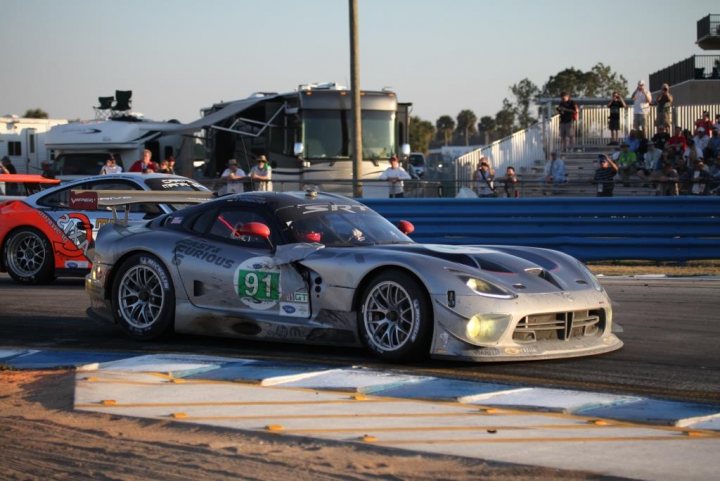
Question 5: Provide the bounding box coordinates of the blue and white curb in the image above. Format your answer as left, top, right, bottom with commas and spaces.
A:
1, 347, 718, 431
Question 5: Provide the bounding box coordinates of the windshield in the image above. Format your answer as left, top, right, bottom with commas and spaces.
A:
302, 110, 396, 161
276, 203, 412, 247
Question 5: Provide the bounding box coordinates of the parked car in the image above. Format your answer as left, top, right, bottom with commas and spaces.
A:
86, 190, 622, 362
0, 173, 211, 284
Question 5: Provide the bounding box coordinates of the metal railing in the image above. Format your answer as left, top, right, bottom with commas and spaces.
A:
697, 14, 720, 43
649, 55, 720, 91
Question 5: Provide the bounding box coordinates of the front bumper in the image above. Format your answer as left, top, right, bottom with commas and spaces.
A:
429, 289, 622, 362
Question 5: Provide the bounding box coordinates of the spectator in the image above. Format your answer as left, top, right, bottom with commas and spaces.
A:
631, 80, 652, 132
638, 142, 661, 181
682, 159, 711, 195
651, 125, 670, 151
1, 156, 18, 195
624, 129, 640, 153
594, 154, 619, 197
379, 154, 411, 198
165, 154, 176, 174
695, 111, 713, 133
219, 158, 246, 195
158, 160, 171, 173
100, 155, 122, 175
542, 151, 566, 194
654, 162, 679, 196
617, 143, 638, 185
556, 91, 578, 152
666, 126, 687, 156
607, 91, 626, 145
707, 127, 720, 159
713, 114, 720, 132
472, 158, 496, 198
655, 83, 673, 129
502, 166, 520, 198
250, 155, 272, 191
693, 128, 709, 157
684, 139, 704, 163
1, 156, 17, 175
40, 162, 56, 179
129, 149, 159, 173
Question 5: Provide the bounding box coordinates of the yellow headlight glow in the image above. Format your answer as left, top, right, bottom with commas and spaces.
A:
465, 313, 513, 344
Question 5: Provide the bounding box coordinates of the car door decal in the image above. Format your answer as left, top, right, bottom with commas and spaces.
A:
234, 256, 281, 311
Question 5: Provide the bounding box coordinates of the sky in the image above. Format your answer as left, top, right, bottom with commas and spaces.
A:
1, 0, 717, 124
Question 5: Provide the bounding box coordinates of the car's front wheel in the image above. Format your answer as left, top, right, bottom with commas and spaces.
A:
112, 253, 175, 340
358, 271, 433, 362
3, 227, 54, 284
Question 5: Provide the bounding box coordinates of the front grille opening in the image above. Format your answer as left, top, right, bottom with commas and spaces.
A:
513, 309, 606, 343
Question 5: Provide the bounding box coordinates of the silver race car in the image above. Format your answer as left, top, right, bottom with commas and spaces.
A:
86, 190, 622, 362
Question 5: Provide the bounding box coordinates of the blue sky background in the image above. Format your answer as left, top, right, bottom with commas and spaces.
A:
1, 0, 717, 123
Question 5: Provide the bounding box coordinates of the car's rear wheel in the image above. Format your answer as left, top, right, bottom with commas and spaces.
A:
112, 253, 175, 340
3, 227, 54, 284
358, 271, 433, 362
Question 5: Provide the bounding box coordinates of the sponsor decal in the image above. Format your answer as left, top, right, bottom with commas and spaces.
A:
69, 191, 98, 210
64, 260, 90, 269
293, 291, 309, 303
173, 239, 234, 269
279, 302, 309, 318
159, 179, 202, 190
300, 204, 368, 215
170, 216, 183, 224
57, 213, 92, 254
140, 256, 170, 290
95, 218, 111, 229
234, 256, 281, 310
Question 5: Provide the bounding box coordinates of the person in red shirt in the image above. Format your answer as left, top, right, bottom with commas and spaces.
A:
695, 111, 713, 134
129, 149, 160, 173
666, 126, 688, 156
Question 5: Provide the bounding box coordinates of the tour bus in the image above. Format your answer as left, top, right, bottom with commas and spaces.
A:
200, 83, 411, 191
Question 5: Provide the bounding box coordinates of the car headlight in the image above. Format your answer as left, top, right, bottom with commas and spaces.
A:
466, 313, 513, 343
464, 277, 516, 299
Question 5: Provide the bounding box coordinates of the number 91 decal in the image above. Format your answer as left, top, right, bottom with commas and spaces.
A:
234, 256, 281, 310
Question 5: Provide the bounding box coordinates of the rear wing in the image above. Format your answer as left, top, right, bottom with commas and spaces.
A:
70, 189, 215, 224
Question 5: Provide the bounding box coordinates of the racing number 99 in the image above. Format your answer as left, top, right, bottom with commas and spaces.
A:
237, 270, 280, 301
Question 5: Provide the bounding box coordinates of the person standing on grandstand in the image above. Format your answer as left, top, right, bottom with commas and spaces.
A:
556, 92, 578, 152
631, 80, 652, 132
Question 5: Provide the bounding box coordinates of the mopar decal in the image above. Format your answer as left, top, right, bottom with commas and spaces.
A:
173, 240, 235, 269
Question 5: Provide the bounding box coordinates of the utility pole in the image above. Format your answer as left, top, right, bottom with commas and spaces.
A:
349, 0, 362, 198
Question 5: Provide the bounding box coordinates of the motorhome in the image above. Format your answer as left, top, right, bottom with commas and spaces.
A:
44, 117, 190, 178
0, 116, 67, 174
200, 83, 411, 190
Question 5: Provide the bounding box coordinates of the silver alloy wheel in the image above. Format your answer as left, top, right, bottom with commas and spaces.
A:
362, 280, 416, 352
6, 230, 47, 277
117, 264, 165, 330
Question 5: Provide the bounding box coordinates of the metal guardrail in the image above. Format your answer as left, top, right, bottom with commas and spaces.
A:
650, 55, 720, 91
361, 196, 720, 262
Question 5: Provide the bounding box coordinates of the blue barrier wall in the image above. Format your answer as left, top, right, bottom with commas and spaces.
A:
361, 197, 720, 262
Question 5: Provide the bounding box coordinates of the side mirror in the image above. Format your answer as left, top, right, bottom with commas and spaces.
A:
293, 142, 304, 157
397, 220, 414, 235
237, 222, 271, 239
401, 143, 411, 156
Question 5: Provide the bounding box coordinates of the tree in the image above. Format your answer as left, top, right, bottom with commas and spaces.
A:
23, 108, 48, 119
408, 116, 435, 154
435, 115, 455, 146
510, 78, 540, 129
542, 63, 628, 98
494, 99, 516, 138
456, 109, 477, 146
477, 116, 496, 145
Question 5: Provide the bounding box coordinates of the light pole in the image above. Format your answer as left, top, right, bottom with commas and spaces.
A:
349, 0, 363, 198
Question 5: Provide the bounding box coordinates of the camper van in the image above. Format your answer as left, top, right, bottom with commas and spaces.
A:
0, 116, 68, 174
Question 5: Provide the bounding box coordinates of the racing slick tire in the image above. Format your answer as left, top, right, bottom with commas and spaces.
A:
358, 270, 433, 362
3, 227, 55, 284
112, 253, 175, 340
